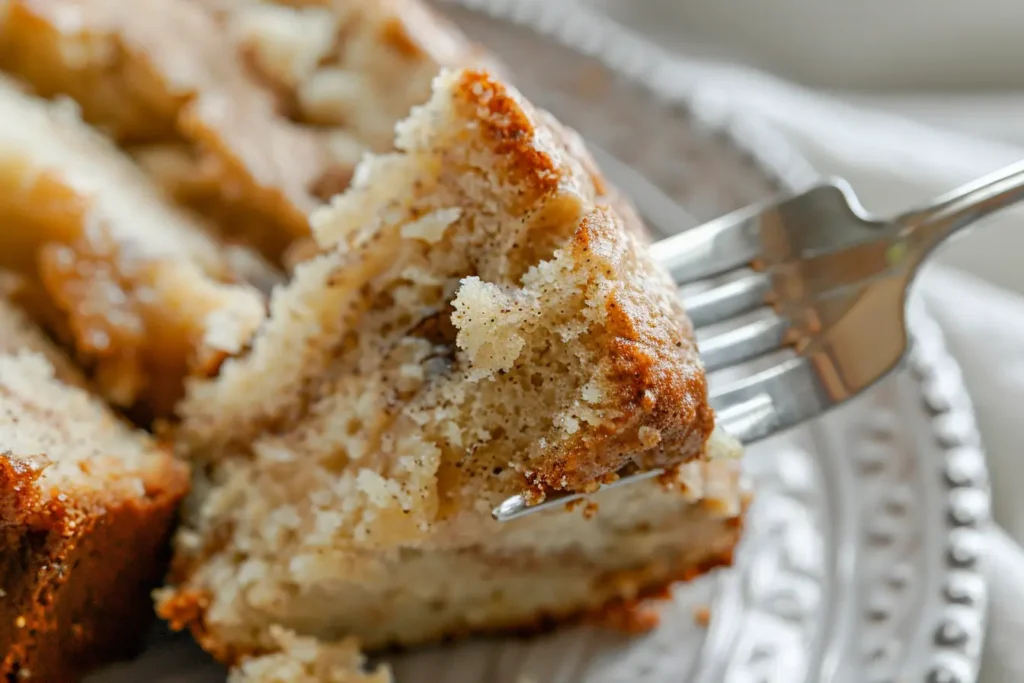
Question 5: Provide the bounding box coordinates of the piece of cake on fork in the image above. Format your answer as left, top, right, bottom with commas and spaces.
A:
0, 292, 190, 682
158, 68, 745, 674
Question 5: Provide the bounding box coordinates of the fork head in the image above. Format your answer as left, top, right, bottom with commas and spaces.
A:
493, 178, 923, 522
660, 178, 920, 441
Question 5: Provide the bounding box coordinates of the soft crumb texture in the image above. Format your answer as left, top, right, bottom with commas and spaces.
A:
0, 0, 496, 262
162, 69, 741, 664
0, 296, 190, 682
229, 628, 391, 683
0, 75, 266, 419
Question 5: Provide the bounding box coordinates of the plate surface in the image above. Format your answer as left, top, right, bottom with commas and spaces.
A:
88, 2, 990, 682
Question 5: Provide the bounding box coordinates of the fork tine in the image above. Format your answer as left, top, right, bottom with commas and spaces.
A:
491, 468, 664, 522
652, 205, 763, 284
697, 308, 790, 373
709, 356, 823, 443
681, 270, 772, 328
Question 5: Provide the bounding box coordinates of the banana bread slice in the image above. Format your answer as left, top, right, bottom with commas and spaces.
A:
158, 68, 743, 665
0, 74, 266, 420
0, 295, 190, 682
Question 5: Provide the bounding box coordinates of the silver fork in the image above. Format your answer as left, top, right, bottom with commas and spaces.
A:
493, 156, 1024, 522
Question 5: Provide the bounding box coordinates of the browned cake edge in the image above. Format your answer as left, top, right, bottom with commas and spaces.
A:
0, 453, 189, 682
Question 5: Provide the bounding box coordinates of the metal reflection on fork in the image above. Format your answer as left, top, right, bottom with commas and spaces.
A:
493, 154, 1024, 522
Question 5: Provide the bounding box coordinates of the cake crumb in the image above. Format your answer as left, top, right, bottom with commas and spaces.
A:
450, 277, 531, 375
588, 599, 661, 634
694, 604, 712, 627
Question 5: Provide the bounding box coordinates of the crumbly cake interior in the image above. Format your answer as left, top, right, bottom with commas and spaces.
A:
0, 296, 190, 681
0, 75, 266, 418
160, 68, 741, 663
0, 0, 495, 262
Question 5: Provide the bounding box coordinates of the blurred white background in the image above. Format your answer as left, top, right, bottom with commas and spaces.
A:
587, 0, 1024, 91
582, 0, 1024, 297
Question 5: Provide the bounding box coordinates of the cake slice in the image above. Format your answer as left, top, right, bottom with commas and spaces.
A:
158, 69, 743, 665
0, 0, 493, 262
0, 295, 191, 682
0, 74, 267, 419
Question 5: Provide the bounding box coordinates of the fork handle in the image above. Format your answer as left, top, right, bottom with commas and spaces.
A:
897, 158, 1024, 260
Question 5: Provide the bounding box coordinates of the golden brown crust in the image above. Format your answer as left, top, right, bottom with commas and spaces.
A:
451, 70, 564, 196
584, 544, 737, 634
0, 458, 189, 682
432, 542, 740, 644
